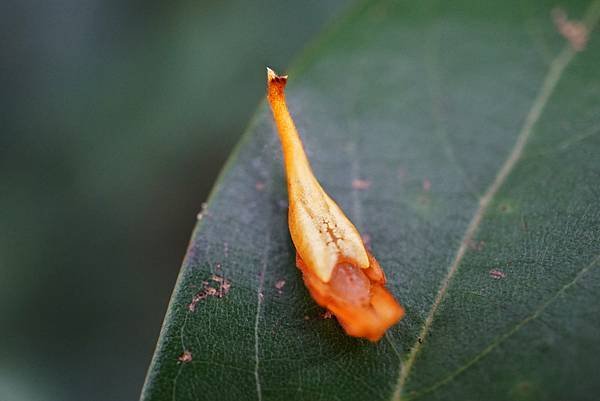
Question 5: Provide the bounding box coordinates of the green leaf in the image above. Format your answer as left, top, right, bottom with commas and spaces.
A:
141, 0, 600, 400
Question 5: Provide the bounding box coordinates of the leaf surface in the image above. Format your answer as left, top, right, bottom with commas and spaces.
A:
142, 1, 600, 400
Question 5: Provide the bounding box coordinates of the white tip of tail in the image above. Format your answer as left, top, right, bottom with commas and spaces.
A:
266, 67, 288, 83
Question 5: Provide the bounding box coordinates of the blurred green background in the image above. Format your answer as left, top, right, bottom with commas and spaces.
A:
0, 1, 349, 400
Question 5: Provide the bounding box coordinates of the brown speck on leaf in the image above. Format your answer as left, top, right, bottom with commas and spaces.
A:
211, 275, 231, 297
422, 179, 431, 192
221, 281, 231, 295
304, 315, 310, 320
352, 179, 371, 190
188, 291, 207, 312
188, 275, 231, 311
322, 310, 333, 319
489, 269, 506, 280
553, 8, 589, 51
255, 181, 266, 191
178, 350, 192, 363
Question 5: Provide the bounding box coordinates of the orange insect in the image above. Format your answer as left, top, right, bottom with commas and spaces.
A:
266, 68, 404, 341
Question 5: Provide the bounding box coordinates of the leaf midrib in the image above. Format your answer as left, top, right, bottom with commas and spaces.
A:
391, 2, 600, 399
407, 255, 600, 400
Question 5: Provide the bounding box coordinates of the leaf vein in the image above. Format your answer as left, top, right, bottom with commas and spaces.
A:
391, 3, 600, 399
254, 235, 269, 401
407, 255, 600, 400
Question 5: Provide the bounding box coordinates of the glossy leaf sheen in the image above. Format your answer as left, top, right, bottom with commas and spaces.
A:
142, 0, 600, 400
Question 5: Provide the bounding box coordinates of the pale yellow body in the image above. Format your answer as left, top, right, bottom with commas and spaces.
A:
266, 68, 404, 341
266, 68, 369, 283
